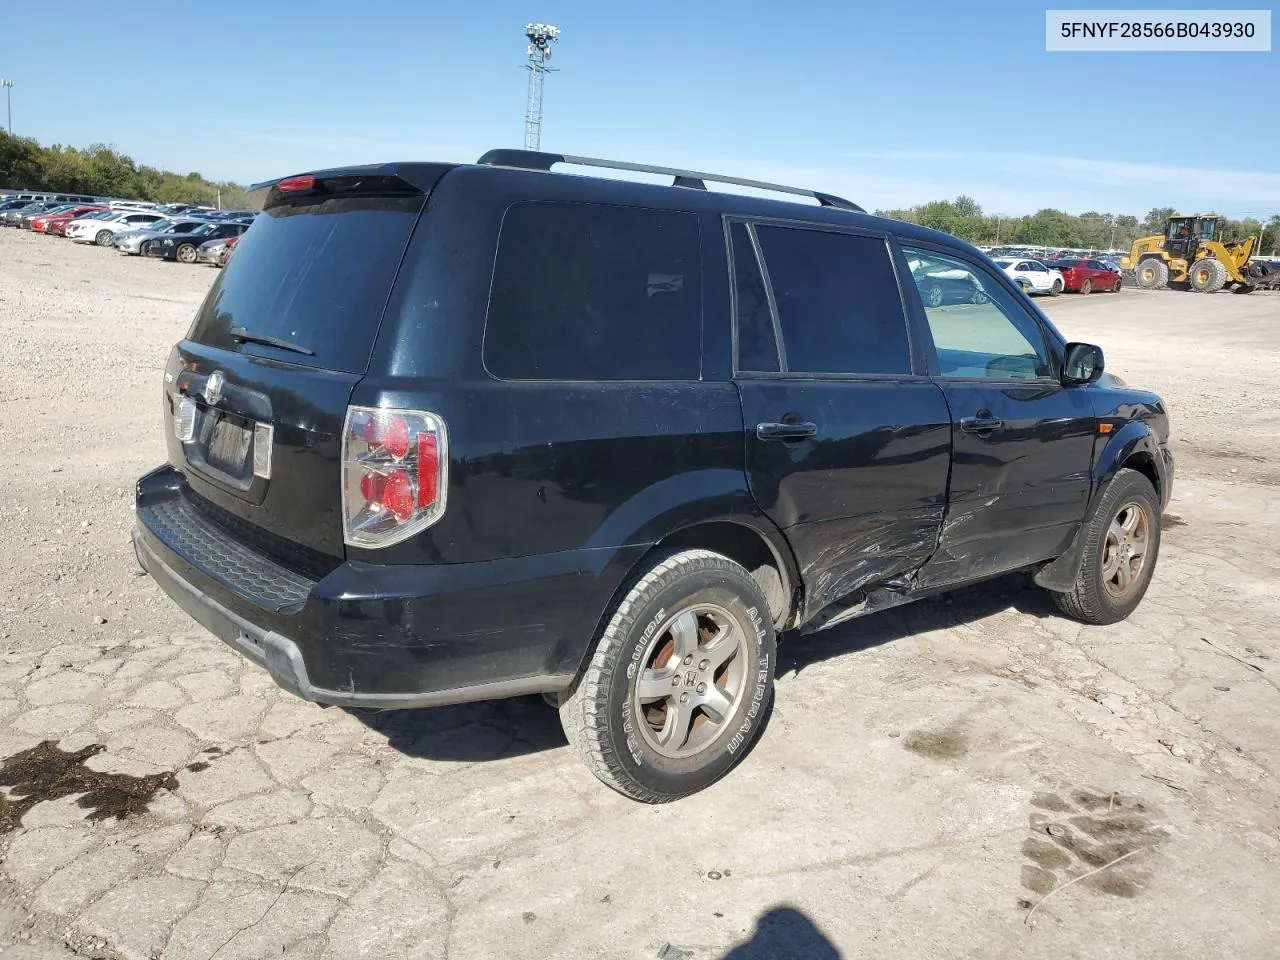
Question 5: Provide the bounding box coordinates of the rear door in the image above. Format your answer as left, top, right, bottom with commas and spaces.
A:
730, 219, 952, 622
899, 244, 1097, 588
167, 173, 436, 561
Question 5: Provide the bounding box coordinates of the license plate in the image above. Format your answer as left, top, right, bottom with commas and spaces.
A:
206, 417, 253, 474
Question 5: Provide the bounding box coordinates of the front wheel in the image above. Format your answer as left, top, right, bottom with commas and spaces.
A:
1112, 276, 1122, 292
1048, 468, 1161, 625
176, 243, 198, 264
95, 230, 114, 246
1049, 279, 1063, 296
559, 549, 777, 802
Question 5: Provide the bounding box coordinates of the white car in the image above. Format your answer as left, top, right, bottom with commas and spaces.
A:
993, 257, 1064, 296
66, 210, 167, 246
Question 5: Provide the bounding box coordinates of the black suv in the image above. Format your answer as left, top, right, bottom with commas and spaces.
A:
133, 150, 1173, 802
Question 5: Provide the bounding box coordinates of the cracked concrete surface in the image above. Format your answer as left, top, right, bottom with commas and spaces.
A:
2, 232, 1279, 959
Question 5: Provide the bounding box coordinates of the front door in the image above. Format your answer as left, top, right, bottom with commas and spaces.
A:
728, 221, 952, 621
898, 245, 1098, 589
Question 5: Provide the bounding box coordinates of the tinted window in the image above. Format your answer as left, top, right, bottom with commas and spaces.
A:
730, 223, 779, 372
903, 247, 1052, 380
188, 193, 423, 374
753, 226, 910, 375
484, 201, 701, 381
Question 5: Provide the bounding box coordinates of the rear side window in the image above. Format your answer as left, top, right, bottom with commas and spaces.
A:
752, 225, 911, 376
188, 194, 423, 374
730, 223, 779, 372
484, 201, 701, 381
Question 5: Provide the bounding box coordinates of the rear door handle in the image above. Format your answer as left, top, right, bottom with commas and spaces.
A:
960, 416, 1003, 435
756, 421, 818, 442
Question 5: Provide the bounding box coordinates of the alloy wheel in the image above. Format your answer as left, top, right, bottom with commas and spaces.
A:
631, 603, 749, 759
1101, 502, 1150, 597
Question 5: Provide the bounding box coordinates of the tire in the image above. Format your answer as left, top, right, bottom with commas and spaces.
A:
558, 549, 777, 803
1134, 258, 1168, 290
139, 242, 150, 257
1049, 279, 1063, 296
923, 283, 944, 308
1049, 468, 1161, 625
1189, 258, 1227, 293
94, 229, 114, 246
970, 288, 989, 305
1111, 276, 1122, 292
1080, 278, 1093, 295
176, 243, 198, 264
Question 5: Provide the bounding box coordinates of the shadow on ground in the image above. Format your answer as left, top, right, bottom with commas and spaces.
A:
350, 573, 1059, 764
719, 906, 841, 959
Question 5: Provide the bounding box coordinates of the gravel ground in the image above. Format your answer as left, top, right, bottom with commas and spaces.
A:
1, 228, 1279, 960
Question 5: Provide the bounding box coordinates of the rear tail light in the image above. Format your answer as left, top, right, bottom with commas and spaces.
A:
341, 406, 448, 548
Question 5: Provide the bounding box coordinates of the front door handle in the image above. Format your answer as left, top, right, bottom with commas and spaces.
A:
756, 421, 818, 442
960, 416, 1003, 435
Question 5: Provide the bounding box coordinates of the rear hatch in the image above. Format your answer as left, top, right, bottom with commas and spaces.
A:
164, 168, 444, 570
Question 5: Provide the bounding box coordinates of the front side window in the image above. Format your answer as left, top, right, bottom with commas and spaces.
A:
484, 201, 702, 381
902, 247, 1053, 381
750, 225, 911, 375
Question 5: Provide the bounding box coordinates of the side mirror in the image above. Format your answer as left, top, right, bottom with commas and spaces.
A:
1063, 342, 1104, 384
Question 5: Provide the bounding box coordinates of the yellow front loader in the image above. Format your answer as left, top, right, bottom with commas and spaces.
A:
1121, 214, 1275, 294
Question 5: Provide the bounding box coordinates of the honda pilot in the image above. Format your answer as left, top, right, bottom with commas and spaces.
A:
133, 150, 1173, 802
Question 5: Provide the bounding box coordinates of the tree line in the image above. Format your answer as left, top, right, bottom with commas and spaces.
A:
0, 131, 248, 209
874, 195, 1280, 255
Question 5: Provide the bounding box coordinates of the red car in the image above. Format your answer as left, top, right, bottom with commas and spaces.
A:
32, 205, 107, 235
1048, 257, 1122, 294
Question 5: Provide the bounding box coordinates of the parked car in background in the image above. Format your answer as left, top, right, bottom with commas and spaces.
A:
0, 198, 37, 216
907, 251, 990, 305
196, 233, 240, 266
57, 209, 116, 237
993, 257, 1065, 296
67, 210, 167, 245
145, 220, 251, 263
220, 234, 240, 266
115, 218, 212, 256
1047, 258, 1122, 294
3, 200, 63, 226
30, 204, 106, 233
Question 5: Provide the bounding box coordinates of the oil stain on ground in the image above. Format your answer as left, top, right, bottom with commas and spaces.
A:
0, 740, 178, 834
1019, 788, 1165, 905
902, 727, 969, 761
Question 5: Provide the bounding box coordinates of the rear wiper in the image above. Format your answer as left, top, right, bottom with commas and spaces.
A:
229, 327, 314, 356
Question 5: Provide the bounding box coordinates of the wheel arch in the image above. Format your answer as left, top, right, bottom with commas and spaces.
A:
562, 511, 803, 697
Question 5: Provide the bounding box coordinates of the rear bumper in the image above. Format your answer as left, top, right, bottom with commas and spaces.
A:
133, 465, 643, 708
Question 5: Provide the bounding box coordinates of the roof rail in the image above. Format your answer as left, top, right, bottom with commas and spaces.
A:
476, 149, 864, 213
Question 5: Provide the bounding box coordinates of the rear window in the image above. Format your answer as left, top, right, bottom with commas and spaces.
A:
483, 201, 702, 381
188, 194, 423, 373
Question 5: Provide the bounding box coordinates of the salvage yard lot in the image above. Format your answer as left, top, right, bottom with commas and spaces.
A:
1, 228, 1278, 960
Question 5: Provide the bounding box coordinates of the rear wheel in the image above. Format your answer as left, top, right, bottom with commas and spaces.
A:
1080, 278, 1093, 295
176, 243, 198, 264
139, 242, 150, 257
559, 549, 776, 803
923, 283, 944, 308
1135, 258, 1168, 290
1049, 468, 1161, 625
1189, 258, 1227, 293
94, 229, 113, 246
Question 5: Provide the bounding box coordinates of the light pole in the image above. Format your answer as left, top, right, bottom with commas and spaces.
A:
523, 23, 560, 151
0, 80, 12, 135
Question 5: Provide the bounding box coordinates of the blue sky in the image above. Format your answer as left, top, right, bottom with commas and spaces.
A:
4, 0, 1277, 218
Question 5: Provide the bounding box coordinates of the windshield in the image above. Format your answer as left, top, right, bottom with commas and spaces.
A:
189, 223, 217, 237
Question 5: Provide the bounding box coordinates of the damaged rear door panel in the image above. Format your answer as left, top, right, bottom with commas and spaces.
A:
727, 218, 952, 623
